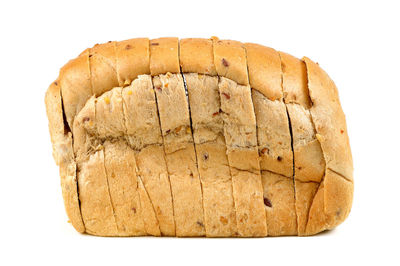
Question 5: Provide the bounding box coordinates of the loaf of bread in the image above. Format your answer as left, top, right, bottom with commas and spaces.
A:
45, 37, 353, 237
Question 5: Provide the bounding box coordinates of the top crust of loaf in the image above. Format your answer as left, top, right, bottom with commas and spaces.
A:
212, 38, 249, 85
59, 51, 92, 129
116, 38, 150, 86
180, 38, 217, 75
46, 37, 353, 236
245, 43, 283, 101
150, 37, 180, 75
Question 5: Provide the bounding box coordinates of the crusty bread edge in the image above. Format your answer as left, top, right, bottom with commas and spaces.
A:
302, 57, 354, 234
45, 81, 85, 233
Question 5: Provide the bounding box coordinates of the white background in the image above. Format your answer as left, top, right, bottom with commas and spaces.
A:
1, 0, 398, 265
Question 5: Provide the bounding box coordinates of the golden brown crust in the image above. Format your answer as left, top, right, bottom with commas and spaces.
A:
179, 38, 217, 75
59, 51, 92, 129
89, 41, 119, 97
45, 81, 85, 233
245, 43, 283, 101
305, 170, 353, 235
115, 38, 150, 86
150, 38, 180, 75
279, 52, 311, 108
46, 37, 353, 237
212, 38, 249, 85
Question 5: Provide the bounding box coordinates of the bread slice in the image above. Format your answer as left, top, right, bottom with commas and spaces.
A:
213, 39, 267, 237
72, 89, 141, 236
303, 57, 354, 233
245, 43, 297, 236
280, 51, 325, 235
153, 73, 205, 236
97, 88, 156, 236
286, 103, 325, 235
150, 38, 204, 236
218, 77, 267, 237
122, 75, 175, 236
69, 92, 118, 236
184, 73, 237, 237
45, 81, 85, 233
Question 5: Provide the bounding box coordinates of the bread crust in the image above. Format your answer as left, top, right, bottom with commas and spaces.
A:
303, 57, 354, 232
59, 51, 92, 129
303, 57, 353, 180
116, 38, 150, 86
89, 41, 119, 97
245, 43, 283, 101
150, 38, 180, 75
212, 38, 249, 85
45, 37, 353, 237
45, 81, 85, 233
180, 38, 217, 75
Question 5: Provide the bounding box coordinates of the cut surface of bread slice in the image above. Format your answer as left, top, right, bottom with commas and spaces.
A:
153, 73, 205, 236
213, 39, 267, 237
122, 75, 175, 236
218, 77, 267, 237
46, 37, 353, 237
246, 43, 297, 236
279, 51, 325, 235
184, 73, 237, 237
